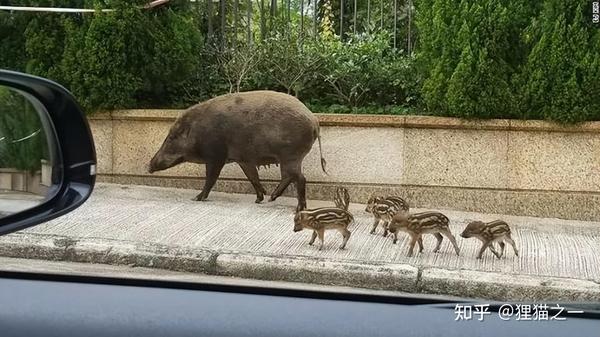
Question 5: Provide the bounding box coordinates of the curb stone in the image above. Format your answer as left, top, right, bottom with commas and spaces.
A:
215, 253, 419, 292
419, 268, 600, 302
0, 233, 216, 274
0, 232, 599, 301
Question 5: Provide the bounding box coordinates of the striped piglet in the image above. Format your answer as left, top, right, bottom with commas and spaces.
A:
294, 207, 353, 250
460, 220, 519, 259
388, 211, 461, 257
333, 186, 350, 211
365, 195, 409, 237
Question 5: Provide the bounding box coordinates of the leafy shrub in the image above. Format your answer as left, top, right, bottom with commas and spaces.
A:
0, 10, 28, 72
306, 103, 417, 115
62, 4, 146, 111
212, 42, 262, 93
264, 37, 322, 97
2, 0, 204, 112
316, 31, 419, 107
417, 0, 599, 123
518, 0, 600, 123
0, 88, 46, 172
138, 7, 204, 107
254, 21, 327, 99
62, 1, 204, 112
2, 0, 599, 123
418, 0, 529, 119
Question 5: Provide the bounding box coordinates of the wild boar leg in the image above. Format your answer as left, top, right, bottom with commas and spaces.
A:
441, 228, 460, 256
308, 231, 318, 245
476, 241, 492, 259
317, 229, 325, 250
497, 241, 506, 258
505, 235, 519, 257
269, 167, 293, 202
270, 161, 307, 211
370, 218, 379, 234
433, 233, 443, 253
269, 176, 293, 202
407, 233, 420, 257
488, 243, 502, 259
294, 172, 307, 212
238, 162, 267, 203
194, 160, 226, 201
382, 221, 389, 237
338, 227, 351, 249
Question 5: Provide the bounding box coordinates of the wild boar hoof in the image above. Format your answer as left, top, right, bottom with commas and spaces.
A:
255, 195, 264, 203
193, 193, 207, 201
269, 195, 277, 202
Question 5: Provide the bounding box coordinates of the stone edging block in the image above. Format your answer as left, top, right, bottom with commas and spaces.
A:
1, 232, 598, 302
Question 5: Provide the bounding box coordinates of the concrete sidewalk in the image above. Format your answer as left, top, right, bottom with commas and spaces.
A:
0, 191, 45, 216
0, 183, 599, 301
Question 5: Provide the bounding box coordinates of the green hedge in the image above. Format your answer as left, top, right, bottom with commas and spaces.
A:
416, 0, 600, 123
1, 0, 206, 112
1, 0, 599, 123
0, 0, 425, 114
0, 87, 47, 171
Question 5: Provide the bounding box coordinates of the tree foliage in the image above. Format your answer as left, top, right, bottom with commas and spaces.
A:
416, 0, 600, 123
1, 0, 599, 123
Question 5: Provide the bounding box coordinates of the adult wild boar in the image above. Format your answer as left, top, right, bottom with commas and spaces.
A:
148, 90, 327, 211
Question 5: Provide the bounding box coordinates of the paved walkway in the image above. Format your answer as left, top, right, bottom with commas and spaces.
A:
1, 183, 599, 300
0, 191, 45, 217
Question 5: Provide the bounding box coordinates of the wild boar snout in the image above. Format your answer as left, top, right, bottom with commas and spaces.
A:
148, 135, 187, 173
148, 153, 183, 173
148, 154, 162, 173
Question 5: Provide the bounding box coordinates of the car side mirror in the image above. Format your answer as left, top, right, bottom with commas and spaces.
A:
0, 70, 96, 235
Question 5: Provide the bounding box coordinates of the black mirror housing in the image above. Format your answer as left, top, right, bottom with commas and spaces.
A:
0, 70, 96, 235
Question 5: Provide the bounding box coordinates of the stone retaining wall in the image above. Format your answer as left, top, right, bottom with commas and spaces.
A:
89, 110, 600, 221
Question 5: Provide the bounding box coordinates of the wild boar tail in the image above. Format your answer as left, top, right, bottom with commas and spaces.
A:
317, 126, 328, 175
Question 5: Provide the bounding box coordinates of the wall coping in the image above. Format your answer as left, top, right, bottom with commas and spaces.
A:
90, 109, 600, 133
